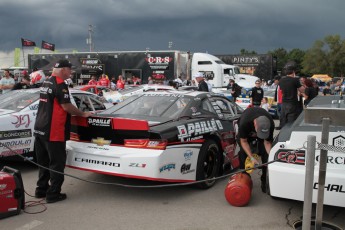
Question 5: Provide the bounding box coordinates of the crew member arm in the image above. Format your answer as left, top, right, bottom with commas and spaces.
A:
0, 84, 14, 90
61, 103, 92, 117
264, 139, 272, 155
240, 138, 259, 164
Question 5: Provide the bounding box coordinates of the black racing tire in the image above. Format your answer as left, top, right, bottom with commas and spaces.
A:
195, 139, 221, 189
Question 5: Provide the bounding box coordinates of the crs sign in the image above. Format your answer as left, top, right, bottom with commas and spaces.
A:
145, 56, 172, 64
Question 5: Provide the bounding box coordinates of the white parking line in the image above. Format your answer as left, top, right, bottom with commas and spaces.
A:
15, 220, 43, 230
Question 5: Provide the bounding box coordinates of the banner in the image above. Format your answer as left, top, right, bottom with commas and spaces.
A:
34, 47, 40, 54
41, 40, 55, 51
14, 48, 21, 67
21, 38, 36, 47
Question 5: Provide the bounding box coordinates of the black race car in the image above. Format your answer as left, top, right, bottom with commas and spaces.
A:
66, 90, 243, 188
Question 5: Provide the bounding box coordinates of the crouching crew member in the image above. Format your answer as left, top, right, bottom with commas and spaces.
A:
34, 59, 92, 203
236, 107, 275, 193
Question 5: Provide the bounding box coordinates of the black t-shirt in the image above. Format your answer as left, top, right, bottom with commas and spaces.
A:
198, 80, 209, 92
279, 76, 302, 103
304, 86, 318, 105
238, 107, 275, 141
12, 83, 30, 90
34, 76, 71, 141
250, 87, 264, 105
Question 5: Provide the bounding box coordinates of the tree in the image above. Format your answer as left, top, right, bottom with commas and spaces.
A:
302, 34, 345, 77
239, 49, 257, 55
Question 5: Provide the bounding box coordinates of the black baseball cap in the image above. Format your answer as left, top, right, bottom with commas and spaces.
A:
54, 59, 72, 68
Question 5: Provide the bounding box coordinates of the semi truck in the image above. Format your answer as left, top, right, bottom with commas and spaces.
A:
28, 51, 257, 88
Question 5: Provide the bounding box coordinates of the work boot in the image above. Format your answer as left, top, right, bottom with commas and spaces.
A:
46, 193, 67, 203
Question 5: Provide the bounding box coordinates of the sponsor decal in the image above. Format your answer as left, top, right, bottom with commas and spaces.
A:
87, 146, 109, 151
91, 137, 111, 146
313, 183, 345, 193
190, 107, 197, 113
276, 149, 305, 165
315, 155, 345, 165
88, 118, 111, 127
146, 56, 172, 64
181, 163, 195, 174
40, 87, 53, 94
0, 129, 32, 140
129, 163, 147, 168
75, 157, 120, 167
11, 114, 31, 128
0, 184, 7, 190
184, 150, 193, 161
177, 119, 223, 142
159, 163, 175, 173
29, 104, 39, 110
0, 139, 31, 149
143, 94, 184, 98
0, 148, 30, 157
333, 135, 345, 148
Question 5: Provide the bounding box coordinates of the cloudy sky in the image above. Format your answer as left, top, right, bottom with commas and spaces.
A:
0, 0, 344, 68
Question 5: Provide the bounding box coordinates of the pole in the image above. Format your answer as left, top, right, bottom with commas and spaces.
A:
302, 135, 316, 230
22, 47, 25, 67
88, 25, 93, 52
315, 117, 330, 230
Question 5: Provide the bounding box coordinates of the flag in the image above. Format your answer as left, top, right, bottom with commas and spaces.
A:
41, 40, 55, 51
34, 47, 40, 54
21, 38, 36, 47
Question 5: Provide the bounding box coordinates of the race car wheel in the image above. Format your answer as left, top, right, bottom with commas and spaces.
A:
196, 139, 221, 189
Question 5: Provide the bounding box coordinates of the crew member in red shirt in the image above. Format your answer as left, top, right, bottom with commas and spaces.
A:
34, 59, 92, 203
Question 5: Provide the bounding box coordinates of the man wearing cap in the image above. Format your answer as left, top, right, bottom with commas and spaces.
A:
34, 59, 92, 203
194, 72, 209, 92
236, 107, 275, 193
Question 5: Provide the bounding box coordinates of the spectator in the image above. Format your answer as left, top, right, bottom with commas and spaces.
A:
322, 82, 332, 95
0, 69, 15, 94
88, 76, 97, 85
278, 61, 304, 128
250, 79, 264, 107
98, 74, 110, 88
303, 78, 318, 106
226, 79, 242, 102
194, 72, 209, 92
260, 97, 269, 111
116, 75, 125, 90
12, 75, 31, 90
147, 76, 154, 84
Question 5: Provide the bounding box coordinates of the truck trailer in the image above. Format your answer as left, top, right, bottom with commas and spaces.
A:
28, 51, 258, 88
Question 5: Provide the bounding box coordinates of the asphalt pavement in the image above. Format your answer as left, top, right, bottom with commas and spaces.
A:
1, 120, 345, 230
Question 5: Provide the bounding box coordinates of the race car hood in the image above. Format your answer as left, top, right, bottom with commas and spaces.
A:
0, 109, 15, 116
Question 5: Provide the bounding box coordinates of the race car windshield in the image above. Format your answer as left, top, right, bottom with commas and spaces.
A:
106, 94, 191, 118
0, 90, 40, 112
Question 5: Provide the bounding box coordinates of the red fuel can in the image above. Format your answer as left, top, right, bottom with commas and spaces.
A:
224, 173, 253, 207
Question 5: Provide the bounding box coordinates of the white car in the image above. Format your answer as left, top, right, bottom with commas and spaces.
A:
267, 95, 345, 207
103, 84, 176, 104
0, 89, 109, 161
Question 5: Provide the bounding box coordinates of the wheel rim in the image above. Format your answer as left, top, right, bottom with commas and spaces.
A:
203, 145, 218, 183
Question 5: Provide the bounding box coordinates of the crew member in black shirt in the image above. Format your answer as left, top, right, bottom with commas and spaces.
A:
278, 61, 304, 127
194, 72, 209, 92
250, 80, 264, 106
236, 107, 275, 193
34, 59, 92, 203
